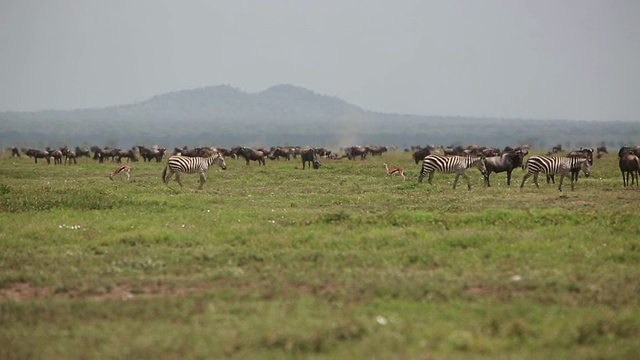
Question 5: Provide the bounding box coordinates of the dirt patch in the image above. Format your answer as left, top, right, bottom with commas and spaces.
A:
0, 282, 55, 302
0, 282, 210, 302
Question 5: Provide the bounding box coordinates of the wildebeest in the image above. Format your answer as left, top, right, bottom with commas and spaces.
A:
314, 147, 332, 159
268, 146, 292, 161
412, 147, 431, 164
75, 147, 91, 158
7, 147, 20, 157
300, 147, 320, 169
232, 146, 266, 165
48, 148, 64, 165
368, 146, 388, 156
24, 149, 50, 164
618, 147, 640, 187
345, 146, 368, 160
116, 149, 138, 163
137, 146, 166, 162
61, 148, 77, 165
484, 150, 526, 187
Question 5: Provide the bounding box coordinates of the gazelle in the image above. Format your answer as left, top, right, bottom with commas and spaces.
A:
384, 163, 406, 180
109, 165, 131, 181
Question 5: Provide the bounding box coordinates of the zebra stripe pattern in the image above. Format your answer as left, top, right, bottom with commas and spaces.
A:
418, 155, 487, 190
520, 155, 590, 191
162, 153, 227, 189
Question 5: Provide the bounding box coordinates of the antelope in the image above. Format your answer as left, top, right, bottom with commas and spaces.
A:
109, 165, 131, 181
384, 163, 406, 180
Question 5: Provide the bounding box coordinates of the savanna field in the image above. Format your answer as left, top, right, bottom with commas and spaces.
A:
0, 150, 639, 359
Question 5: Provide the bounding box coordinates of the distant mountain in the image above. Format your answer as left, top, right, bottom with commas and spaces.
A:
1, 84, 638, 150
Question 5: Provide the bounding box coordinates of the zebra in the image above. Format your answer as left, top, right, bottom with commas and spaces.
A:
162, 153, 227, 189
418, 155, 487, 190
520, 155, 590, 191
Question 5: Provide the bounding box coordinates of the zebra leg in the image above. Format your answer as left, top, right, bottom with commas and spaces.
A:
462, 172, 472, 190
533, 173, 540, 188
428, 172, 435, 185
175, 172, 184, 187
558, 174, 566, 191
520, 173, 530, 188
453, 173, 461, 189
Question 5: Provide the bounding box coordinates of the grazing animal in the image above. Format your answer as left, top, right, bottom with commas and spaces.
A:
618, 148, 640, 187
48, 149, 63, 165
25, 149, 50, 164
369, 146, 388, 156
484, 151, 525, 187
521, 156, 591, 191
345, 146, 368, 160
384, 163, 406, 180
412, 147, 431, 164
300, 147, 320, 169
162, 153, 227, 190
75, 147, 91, 158
547, 148, 594, 184
109, 165, 131, 181
268, 146, 292, 161
233, 147, 266, 165
418, 155, 487, 190
64, 150, 77, 165
8, 147, 20, 157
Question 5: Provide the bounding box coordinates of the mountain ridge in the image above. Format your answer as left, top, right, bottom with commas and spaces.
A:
1, 84, 638, 150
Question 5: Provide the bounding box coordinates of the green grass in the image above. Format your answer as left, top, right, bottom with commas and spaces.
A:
1, 151, 639, 359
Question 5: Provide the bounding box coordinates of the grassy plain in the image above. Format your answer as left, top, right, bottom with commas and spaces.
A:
0, 150, 639, 359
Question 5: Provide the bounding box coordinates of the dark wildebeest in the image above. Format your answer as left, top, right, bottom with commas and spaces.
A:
552, 144, 563, 153
25, 149, 51, 164
619, 147, 640, 187
61, 148, 77, 165
345, 146, 368, 160
484, 150, 526, 187
137, 146, 165, 162
268, 146, 292, 161
48, 148, 63, 165
300, 147, 320, 169
8, 147, 20, 157
215, 148, 234, 158
368, 146, 388, 156
116, 149, 138, 163
233, 147, 266, 165
75, 147, 91, 158
481, 147, 501, 158
596, 146, 608, 158
412, 147, 431, 164
314, 147, 332, 159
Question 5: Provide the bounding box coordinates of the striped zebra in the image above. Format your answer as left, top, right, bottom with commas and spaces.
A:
520, 155, 590, 191
162, 153, 227, 189
418, 155, 487, 190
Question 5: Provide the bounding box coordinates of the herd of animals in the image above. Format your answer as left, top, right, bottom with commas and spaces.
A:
5, 143, 640, 191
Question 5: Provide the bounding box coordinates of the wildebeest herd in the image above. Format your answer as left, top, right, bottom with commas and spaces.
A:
5, 143, 640, 190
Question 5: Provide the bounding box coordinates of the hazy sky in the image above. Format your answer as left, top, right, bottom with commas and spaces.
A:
2, 0, 639, 121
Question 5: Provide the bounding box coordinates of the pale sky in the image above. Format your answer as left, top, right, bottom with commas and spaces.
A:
1, 0, 639, 121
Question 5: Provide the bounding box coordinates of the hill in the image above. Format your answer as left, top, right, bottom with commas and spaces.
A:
0, 84, 638, 150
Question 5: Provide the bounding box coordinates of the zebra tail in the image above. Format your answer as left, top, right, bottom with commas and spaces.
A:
162, 166, 168, 182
